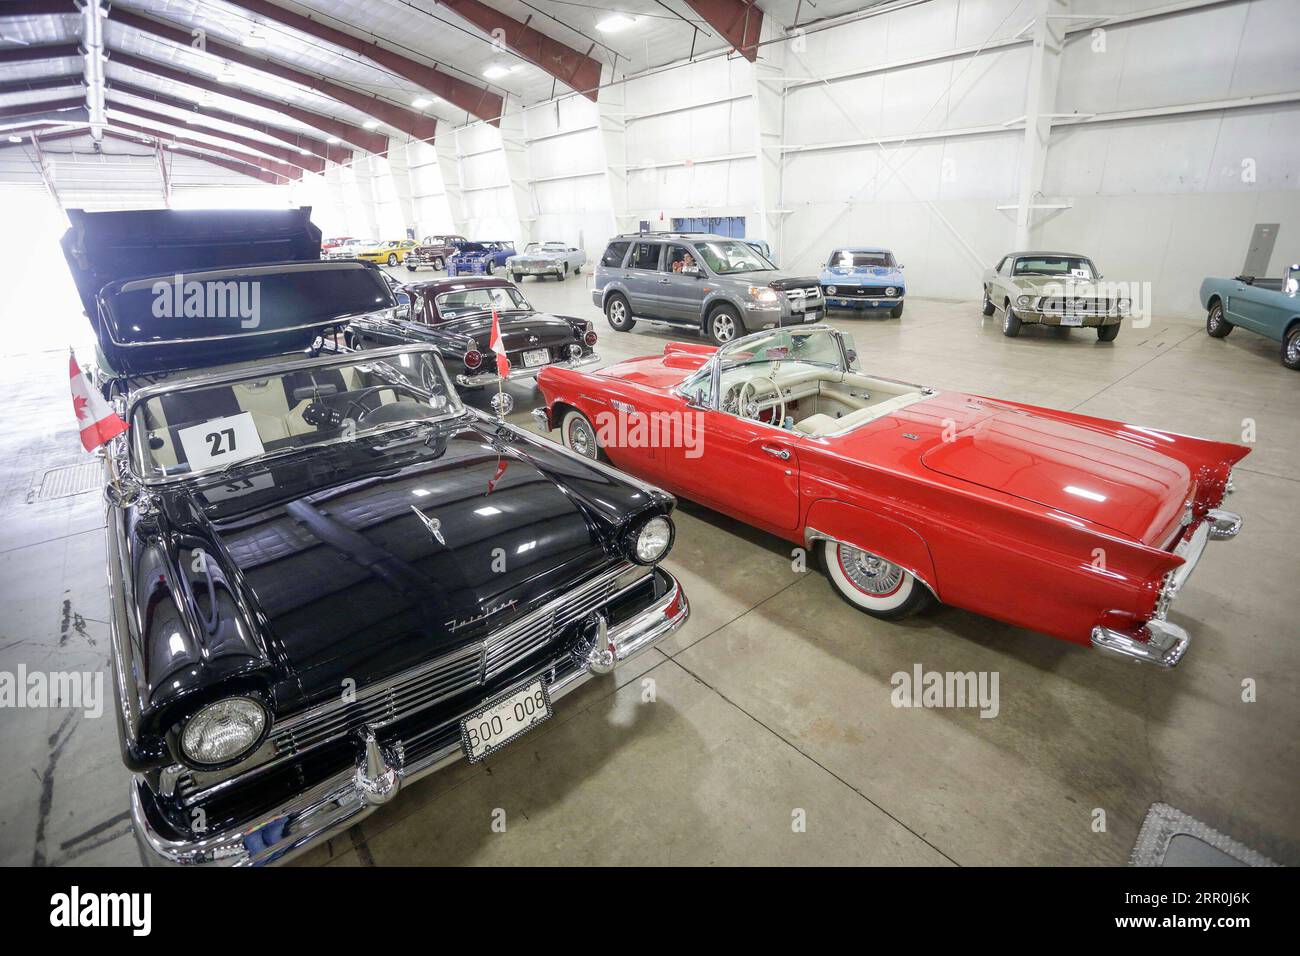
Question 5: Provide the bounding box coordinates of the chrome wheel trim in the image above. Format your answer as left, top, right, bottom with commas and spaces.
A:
713, 312, 736, 342
1209, 306, 1222, 331
838, 544, 905, 596
1287, 331, 1300, 363
566, 416, 597, 459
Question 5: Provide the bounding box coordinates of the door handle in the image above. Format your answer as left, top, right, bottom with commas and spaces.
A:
760, 445, 791, 460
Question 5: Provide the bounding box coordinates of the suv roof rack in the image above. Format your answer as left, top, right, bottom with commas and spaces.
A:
611, 231, 725, 240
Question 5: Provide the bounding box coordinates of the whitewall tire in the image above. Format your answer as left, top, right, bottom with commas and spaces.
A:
561, 410, 603, 461
822, 540, 934, 620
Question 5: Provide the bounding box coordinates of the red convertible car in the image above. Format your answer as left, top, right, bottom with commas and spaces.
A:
535, 325, 1247, 667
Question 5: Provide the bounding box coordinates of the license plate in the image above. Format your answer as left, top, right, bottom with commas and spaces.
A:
522, 348, 550, 368
1060, 314, 1084, 327
804, 308, 822, 322
460, 679, 552, 762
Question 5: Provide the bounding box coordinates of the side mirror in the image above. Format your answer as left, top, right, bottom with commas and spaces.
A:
683, 266, 702, 277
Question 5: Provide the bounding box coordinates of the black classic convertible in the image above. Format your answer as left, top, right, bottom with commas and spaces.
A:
348, 275, 600, 389
61, 208, 688, 865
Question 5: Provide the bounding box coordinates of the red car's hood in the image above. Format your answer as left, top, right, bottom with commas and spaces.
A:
597, 343, 713, 389
920, 402, 1190, 541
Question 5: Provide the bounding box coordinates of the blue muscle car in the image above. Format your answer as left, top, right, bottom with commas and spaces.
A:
820, 246, 905, 317
1200, 264, 1300, 369
447, 241, 515, 276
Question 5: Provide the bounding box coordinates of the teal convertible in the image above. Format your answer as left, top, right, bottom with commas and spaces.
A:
1199, 264, 1300, 369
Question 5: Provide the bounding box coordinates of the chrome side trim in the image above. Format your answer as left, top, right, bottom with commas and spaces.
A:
131, 570, 689, 866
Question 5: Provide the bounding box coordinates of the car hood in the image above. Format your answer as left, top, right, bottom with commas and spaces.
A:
150, 417, 663, 712
821, 266, 903, 282
1006, 274, 1102, 294
920, 403, 1190, 541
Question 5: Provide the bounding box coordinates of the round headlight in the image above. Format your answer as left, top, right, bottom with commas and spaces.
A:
1117, 298, 1131, 311
886, 287, 897, 296
1017, 295, 1031, 307
826, 285, 837, 295
180, 697, 267, 767
631, 516, 674, 565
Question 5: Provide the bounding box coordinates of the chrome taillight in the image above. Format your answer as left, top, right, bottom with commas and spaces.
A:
464, 349, 483, 369
584, 330, 598, 346
1152, 570, 1178, 620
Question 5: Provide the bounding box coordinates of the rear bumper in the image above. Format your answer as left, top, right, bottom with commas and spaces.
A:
1090, 508, 1242, 667
456, 351, 599, 388
131, 568, 689, 866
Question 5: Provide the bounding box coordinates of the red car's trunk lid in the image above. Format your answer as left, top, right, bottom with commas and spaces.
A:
921, 409, 1191, 542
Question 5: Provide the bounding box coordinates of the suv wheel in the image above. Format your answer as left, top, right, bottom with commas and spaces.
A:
707, 304, 744, 345
605, 293, 636, 332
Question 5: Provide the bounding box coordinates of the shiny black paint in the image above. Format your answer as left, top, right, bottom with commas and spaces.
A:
117, 412, 671, 769
349, 276, 592, 378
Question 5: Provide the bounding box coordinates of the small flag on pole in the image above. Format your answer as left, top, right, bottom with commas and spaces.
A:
489, 307, 510, 378
69, 351, 128, 452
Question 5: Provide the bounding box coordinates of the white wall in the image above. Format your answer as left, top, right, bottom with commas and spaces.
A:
524, 95, 613, 257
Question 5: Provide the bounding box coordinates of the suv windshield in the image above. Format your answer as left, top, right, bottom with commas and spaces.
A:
1013, 255, 1096, 279
435, 285, 530, 319
693, 239, 775, 275
830, 250, 896, 268
131, 349, 462, 480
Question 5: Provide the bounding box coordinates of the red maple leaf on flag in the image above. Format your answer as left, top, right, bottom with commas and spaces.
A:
72, 395, 88, 421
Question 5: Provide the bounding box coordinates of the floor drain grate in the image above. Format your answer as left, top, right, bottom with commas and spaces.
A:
29, 461, 102, 502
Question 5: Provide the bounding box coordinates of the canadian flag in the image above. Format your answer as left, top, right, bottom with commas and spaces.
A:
489, 307, 510, 378
69, 352, 128, 452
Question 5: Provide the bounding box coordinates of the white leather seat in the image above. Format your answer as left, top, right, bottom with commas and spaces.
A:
795, 393, 928, 436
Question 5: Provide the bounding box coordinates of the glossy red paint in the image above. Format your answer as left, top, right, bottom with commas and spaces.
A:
537, 341, 1249, 649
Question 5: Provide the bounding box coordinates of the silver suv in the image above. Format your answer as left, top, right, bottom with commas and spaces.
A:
591, 233, 823, 345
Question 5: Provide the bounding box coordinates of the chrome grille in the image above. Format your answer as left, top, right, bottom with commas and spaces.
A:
269, 565, 633, 759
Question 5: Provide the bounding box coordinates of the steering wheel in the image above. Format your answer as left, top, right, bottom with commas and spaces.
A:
358, 401, 441, 427
738, 375, 786, 425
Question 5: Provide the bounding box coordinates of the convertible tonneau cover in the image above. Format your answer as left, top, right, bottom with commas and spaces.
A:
60, 208, 395, 375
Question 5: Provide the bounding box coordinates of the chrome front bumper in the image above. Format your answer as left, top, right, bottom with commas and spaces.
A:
1091, 508, 1242, 667
131, 569, 688, 866
456, 351, 599, 388
510, 263, 562, 275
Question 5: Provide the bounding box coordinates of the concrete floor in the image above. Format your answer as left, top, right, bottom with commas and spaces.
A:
2, 263, 1297, 867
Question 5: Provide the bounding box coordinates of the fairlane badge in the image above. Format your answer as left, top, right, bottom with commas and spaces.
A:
445, 600, 517, 631
410, 505, 446, 545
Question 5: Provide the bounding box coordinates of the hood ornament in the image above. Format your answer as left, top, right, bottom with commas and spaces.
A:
410, 505, 445, 545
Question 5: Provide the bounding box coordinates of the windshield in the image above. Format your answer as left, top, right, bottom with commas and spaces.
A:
693, 239, 775, 275
434, 285, 530, 319
1013, 255, 1096, 279
829, 250, 896, 269
130, 350, 462, 480
718, 327, 844, 375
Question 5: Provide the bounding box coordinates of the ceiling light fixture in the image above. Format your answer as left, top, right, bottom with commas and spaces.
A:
595, 14, 638, 33
482, 64, 519, 80
7, 135, 22, 143
362, 119, 380, 130
326, 136, 340, 144
411, 97, 432, 109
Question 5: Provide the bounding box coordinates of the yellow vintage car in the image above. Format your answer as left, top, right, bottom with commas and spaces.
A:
352, 239, 419, 266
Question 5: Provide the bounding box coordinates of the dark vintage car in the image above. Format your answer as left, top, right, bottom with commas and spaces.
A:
404, 233, 467, 272
348, 275, 600, 389
61, 208, 689, 865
